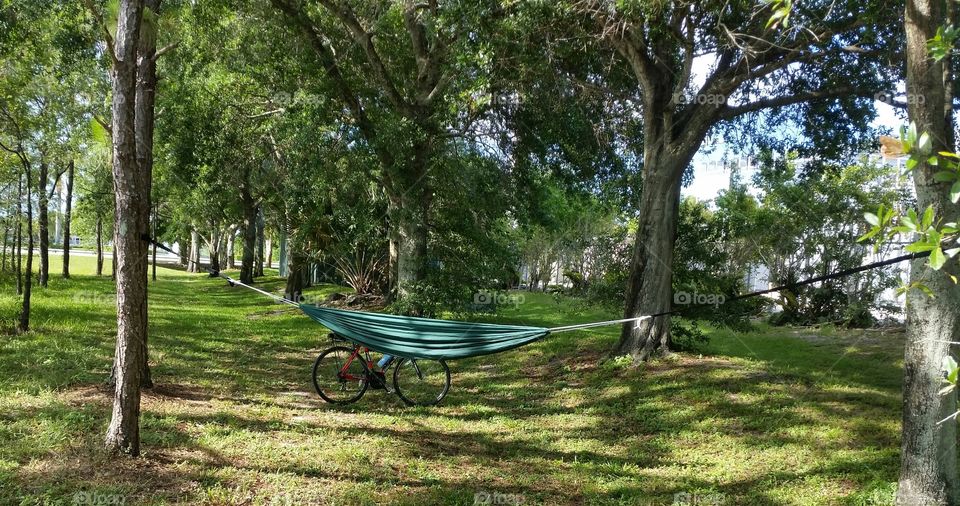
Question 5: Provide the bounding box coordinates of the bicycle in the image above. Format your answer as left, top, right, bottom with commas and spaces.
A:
312, 336, 450, 406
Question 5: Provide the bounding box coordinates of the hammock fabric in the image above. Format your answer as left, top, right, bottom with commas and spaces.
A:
299, 304, 550, 360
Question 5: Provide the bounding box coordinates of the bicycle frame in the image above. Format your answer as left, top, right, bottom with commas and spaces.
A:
337, 344, 390, 389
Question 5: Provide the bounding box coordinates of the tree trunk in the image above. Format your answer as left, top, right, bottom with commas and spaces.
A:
284, 238, 307, 302
188, 229, 200, 273
62, 160, 74, 278
2, 223, 8, 272
15, 173, 22, 294
96, 216, 104, 276
254, 211, 264, 278
17, 161, 34, 333
617, 170, 683, 360
387, 139, 433, 304
104, 0, 147, 457
265, 238, 272, 269
209, 228, 222, 273
151, 204, 157, 282
617, 128, 699, 362
178, 233, 188, 266
897, 0, 959, 502
240, 183, 257, 284
37, 160, 49, 288
227, 230, 236, 269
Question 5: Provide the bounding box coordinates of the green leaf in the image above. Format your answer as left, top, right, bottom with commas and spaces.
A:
930, 246, 946, 270
951, 181, 960, 203
906, 241, 935, 253
922, 205, 935, 230
858, 228, 880, 242
918, 132, 932, 155
934, 171, 958, 182
864, 212, 880, 227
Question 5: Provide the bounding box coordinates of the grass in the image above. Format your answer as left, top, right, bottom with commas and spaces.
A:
0, 255, 905, 505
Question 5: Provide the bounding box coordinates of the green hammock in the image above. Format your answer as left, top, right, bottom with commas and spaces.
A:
218, 276, 649, 360
300, 304, 551, 360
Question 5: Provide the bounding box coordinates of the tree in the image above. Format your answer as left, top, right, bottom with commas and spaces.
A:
267, 0, 500, 302
62, 159, 75, 278
101, 0, 149, 456
895, 0, 959, 501
574, 0, 900, 361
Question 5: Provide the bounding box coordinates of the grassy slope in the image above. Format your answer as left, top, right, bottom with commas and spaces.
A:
0, 256, 903, 505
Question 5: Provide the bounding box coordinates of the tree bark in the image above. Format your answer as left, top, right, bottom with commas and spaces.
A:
17, 160, 33, 333
37, 160, 49, 288
209, 228, 222, 273
284, 238, 307, 302
178, 233, 188, 266
95, 216, 104, 276
617, 160, 686, 360
188, 229, 200, 273
897, 0, 960, 502
15, 174, 22, 295
254, 211, 264, 278
227, 230, 236, 269
104, 0, 147, 457
151, 204, 157, 282
265, 237, 272, 269
388, 138, 433, 302
240, 181, 257, 284
2, 223, 8, 272
62, 160, 74, 278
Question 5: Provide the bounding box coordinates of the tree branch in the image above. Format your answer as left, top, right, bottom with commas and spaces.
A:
316, 0, 415, 118
718, 87, 874, 120
82, 0, 117, 64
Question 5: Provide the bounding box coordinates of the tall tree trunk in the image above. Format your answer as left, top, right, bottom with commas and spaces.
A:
387, 139, 433, 305
227, 230, 236, 269
95, 216, 104, 276
37, 160, 49, 288
284, 238, 307, 302
15, 174, 22, 294
209, 228, 222, 273
2, 223, 8, 272
178, 233, 188, 266
254, 211, 264, 278
265, 237, 272, 269
17, 161, 33, 333
104, 0, 147, 457
151, 204, 157, 282
62, 160, 74, 278
897, 0, 960, 502
239, 182, 257, 284
188, 229, 200, 273
131, 0, 160, 390
617, 166, 683, 360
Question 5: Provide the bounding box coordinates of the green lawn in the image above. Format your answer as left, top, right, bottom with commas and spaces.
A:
0, 256, 904, 504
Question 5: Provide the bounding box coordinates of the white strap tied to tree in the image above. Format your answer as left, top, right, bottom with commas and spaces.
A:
548, 315, 652, 333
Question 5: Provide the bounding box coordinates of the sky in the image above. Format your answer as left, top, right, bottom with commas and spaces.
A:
680, 55, 909, 202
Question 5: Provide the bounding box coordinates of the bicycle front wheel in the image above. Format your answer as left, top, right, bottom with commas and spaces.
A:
312, 346, 368, 404
393, 358, 450, 406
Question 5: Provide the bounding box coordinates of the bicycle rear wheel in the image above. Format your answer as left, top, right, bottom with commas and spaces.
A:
393, 358, 450, 406
312, 346, 368, 404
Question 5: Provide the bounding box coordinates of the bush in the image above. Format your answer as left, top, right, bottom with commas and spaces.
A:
671, 319, 710, 353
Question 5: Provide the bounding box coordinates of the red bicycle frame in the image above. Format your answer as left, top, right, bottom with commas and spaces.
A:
338, 345, 375, 382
